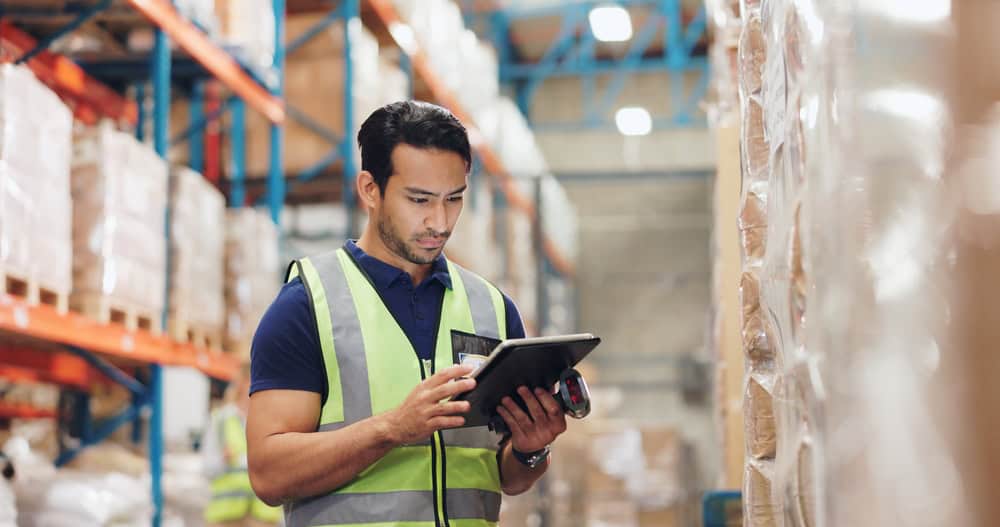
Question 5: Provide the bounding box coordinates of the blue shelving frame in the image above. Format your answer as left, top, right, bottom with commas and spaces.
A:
1, 2, 286, 525
472, 0, 709, 130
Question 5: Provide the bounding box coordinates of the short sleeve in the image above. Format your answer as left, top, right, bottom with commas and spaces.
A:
249, 277, 328, 400
502, 293, 526, 339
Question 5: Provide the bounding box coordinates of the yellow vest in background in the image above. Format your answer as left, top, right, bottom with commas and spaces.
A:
204, 413, 283, 524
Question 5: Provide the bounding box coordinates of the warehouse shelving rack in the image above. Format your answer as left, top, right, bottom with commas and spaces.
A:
0, 1, 285, 525
1, 0, 584, 521
279, 0, 578, 335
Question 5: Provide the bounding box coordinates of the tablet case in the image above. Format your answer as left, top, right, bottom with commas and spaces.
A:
450, 332, 601, 428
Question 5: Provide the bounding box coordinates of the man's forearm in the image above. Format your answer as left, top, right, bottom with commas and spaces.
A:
498, 442, 549, 496
248, 414, 397, 505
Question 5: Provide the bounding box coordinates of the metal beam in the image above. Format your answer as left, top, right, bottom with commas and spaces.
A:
268, 0, 287, 224
595, 13, 664, 118
15, 0, 111, 64
500, 55, 707, 80
286, 4, 342, 56
287, 103, 342, 145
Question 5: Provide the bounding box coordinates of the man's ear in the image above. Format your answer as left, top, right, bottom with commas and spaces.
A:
356, 171, 381, 209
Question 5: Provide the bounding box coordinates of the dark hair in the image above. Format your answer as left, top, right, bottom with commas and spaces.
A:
357, 101, 472, 194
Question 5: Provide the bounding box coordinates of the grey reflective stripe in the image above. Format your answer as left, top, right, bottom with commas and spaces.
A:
286, 490, 435, 526
308, 250, 373, 425
446, 488, 502, 522
441, 426, 502, 451
212, 490, 252, 500
223, 467, 248, 475
318, 421, 433, 446
317, 421, 347, 432
454, 265, 500, 339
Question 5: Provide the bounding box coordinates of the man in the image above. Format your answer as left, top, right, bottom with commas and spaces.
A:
201, 363, 282, 527
246, 101, 568, 527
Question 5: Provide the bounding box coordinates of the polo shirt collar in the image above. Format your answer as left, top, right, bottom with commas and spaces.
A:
344, 240, 453, 290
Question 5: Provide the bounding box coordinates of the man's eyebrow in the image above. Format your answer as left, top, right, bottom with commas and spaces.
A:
404, 185, 468, 197
404, 187, 438, 197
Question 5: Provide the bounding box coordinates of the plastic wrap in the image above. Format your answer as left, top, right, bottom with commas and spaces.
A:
169, 167, 226, 336
71, 123, 168, 317
215, 0, 275, 74
725, 0, 1000, 525
0, 64, 73, 295
225, 208, 279, 357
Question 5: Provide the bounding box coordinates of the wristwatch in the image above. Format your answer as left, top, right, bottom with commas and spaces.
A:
512, 445, 550, 469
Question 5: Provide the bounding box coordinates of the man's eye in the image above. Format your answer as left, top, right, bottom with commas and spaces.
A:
409, 197, 428, 204
448, 196, 464, 203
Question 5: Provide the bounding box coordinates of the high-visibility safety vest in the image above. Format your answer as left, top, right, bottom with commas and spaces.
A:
205, 412, 283, 524
284, 247, 508, 527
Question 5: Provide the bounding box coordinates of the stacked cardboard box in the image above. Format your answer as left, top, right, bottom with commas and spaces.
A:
224, 208, 279, 358
548, 421, 693, 527
169, 167, 226, 349
238, 15, 406, 178
0, 65, 73, 309
214, 0, 275, 73
70, 123, 168, 331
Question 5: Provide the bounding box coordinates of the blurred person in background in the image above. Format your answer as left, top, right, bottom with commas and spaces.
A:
201, 363, 282, 527
246, 101, 568, 526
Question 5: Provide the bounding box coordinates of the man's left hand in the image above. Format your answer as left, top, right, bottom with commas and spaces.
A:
497, 386, 567, 453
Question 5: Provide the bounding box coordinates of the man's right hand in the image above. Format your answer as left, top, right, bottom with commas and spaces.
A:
382, 364, 477, 445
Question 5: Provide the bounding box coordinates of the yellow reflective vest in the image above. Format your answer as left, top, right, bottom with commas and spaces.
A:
283, 247, 508, 527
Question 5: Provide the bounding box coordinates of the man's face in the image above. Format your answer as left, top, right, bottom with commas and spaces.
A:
373, 144, 468, 265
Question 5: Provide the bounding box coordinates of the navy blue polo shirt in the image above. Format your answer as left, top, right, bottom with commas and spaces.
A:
249, 241, 525, 401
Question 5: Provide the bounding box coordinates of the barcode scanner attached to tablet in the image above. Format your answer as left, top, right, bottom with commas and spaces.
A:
486, 367, 592, 435
449, 332, 601, 435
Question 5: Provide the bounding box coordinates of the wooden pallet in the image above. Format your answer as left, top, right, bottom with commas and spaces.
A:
71, 293, 162, 335
0, 269, 69, 314
168, 317, 223, 352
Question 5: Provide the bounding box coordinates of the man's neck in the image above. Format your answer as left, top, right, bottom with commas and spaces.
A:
356, 230, 433, 285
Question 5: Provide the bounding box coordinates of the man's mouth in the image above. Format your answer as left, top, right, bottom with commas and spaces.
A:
416, 238, 445, 249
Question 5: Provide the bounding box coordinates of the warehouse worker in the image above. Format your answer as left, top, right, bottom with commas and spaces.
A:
202, 363, 282, 527
246, 101, 568, 526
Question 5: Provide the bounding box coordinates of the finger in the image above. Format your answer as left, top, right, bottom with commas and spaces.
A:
534, 387, 562, 417
496, 406, 524, 437
518, 387, 547, 422
427, 365, 476, 387
430, 400, 471, 416
429, 415, 465, 430
429, 377, 476, 401
502, 396, 534, 429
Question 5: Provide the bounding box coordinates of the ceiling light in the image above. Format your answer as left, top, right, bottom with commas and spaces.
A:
589, 4, 633, 42
615, 107, 652, 136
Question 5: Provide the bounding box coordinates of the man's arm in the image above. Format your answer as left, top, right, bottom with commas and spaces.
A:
496, 386, 567, 495
246, 365, 476, 506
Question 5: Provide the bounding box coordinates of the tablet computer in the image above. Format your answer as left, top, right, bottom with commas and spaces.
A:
451, 333, 601, 428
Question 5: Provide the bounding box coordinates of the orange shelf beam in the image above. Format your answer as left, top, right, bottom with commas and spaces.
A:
0, 401, 57, 420
0, 296, 236, 381
126, 0, 285, 124
366, 0, 576, 278
0, 21, 138, 126
0, 347, 97, 390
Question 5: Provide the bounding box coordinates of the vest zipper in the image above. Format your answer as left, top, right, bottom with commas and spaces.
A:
343, 247, 452, 526
419, 359, 448, 527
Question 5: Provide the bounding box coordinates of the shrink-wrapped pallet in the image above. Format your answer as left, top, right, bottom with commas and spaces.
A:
224, 208, 279, 357
169, 167, 226, 348
0, 65, 72, 307
71, 123, 168, 331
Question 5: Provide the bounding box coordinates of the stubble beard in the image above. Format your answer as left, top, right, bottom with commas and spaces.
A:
377, 215, 446, 266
